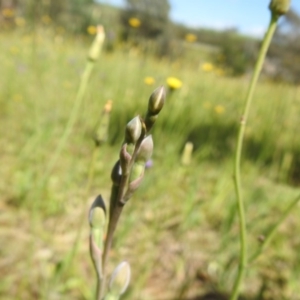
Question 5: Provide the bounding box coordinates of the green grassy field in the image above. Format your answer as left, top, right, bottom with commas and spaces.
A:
1, 27, 300, 300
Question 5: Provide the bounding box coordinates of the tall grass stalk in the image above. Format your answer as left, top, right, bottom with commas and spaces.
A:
230, 8, 281, 300
41, 26, 105, 187
249, 193, 300, 264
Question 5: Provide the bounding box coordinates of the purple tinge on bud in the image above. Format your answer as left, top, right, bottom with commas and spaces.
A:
148, 86, 166, 115
136, 135, 153, 163
125, 116, 142, 144
145, 159, 153, 169
269, 0, 290, 16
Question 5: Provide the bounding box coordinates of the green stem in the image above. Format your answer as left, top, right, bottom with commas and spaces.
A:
99, 133, 146, 299
42, 60, 95, 185
230, 14, 278, 300
249, 193, 300, 264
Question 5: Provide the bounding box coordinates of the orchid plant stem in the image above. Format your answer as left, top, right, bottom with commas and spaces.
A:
249, 193, 300, 264
98, 134, 145, 299
230, 14, 279, 300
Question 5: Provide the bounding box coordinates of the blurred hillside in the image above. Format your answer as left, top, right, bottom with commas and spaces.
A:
1, 0, 300, 83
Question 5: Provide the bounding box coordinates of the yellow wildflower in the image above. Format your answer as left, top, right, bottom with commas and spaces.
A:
15, 17, 26, 27
10, 46, 19, 55
41, 15, 51, 24
128, 17, 141, 28
13, 94, 23, 102
202, 62, 214, 72
104, 100, 113, 113
2, 8, 14, 18
144, 77, 155, 86
214, 105, 225, 115
166, 77, 182, 90
185, 33, 197, 43
87, 25, 97, 35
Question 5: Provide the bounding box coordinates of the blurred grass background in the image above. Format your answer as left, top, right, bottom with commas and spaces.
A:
1, 1, 300, 300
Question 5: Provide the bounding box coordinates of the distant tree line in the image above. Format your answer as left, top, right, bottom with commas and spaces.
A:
1, 0, 299, 83
268, 9, 300, 84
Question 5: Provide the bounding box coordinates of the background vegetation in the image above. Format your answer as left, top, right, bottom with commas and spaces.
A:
1, 0, 300, 299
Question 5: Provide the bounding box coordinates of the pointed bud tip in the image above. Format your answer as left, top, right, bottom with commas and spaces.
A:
148, 86, 166, 115
88, 24, 105, 61
89, 195, 106, 228
125, 116, 142, 144
109, 261, 131, 295
136, 135, 154, 162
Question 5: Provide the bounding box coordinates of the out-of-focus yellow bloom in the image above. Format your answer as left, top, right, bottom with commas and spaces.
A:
2, 8, 14, 18
144, 77, 155, 86
41, 15, 51, 24
185, 33, 197, 43
13, 94, 23, 102
214, 105, 225, 115
10, 46, 20, 54
15, 17, 26, 27
87, 25, 97, 35
166, 77, 182, 90
104, 100, 113, 113
202, 62, 214, 72
128, 17, 141, 28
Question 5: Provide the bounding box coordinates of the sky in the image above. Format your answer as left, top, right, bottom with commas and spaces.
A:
97, 0, 300, 37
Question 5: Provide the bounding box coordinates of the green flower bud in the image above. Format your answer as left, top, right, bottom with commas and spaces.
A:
181, 142, 194, 166
89, 195, 106, 278
93, 100, 112, 146
88, 25, 105, 62
125, 116, 142, 144
269, 0, 290, 16
109, 261, 131, 296
147, 86, 166, 115
89, 195, 106, 228
136, 135, 153, 163
129, 161, 145, 184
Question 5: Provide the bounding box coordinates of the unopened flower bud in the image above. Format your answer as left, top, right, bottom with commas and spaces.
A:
136, 135, 153, 163
147, 86, 166, 115
88, 25, 105, 61
109, 261, 131, 296
181, 142, 194, 166
125, 116, 142, 144
111, 160, 122, 186
129, 162, 145, 184
269, 0, 290, 16
89, 195, 106, 266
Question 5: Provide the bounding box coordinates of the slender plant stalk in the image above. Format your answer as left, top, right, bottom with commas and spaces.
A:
42, 60, 95, 183
99, 134, 145, 299
249, 193, 300, 264
230, 14, 279, 300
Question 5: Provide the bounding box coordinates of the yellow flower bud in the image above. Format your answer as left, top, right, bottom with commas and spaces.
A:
88, 25, 105, 62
